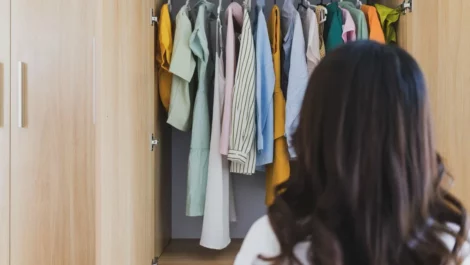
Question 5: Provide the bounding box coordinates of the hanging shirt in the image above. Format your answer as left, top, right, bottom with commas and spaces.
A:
186, 2, 216, 217
200, 14, 237, 249
339, 1, 368, 40
255, 0, 275, 166
340, 7, 356, 43
281, 0, 296, 97
228, 7, 257, 175
283, 0, 309, 159
361, 4, 385, 43
220, 3, 243, 155
156, 4, 173, 112
375, 4, 400, 44
265, 5, 290, 206
299, 7, 321, 77
315, 6, 326, 59
324, 2, 344, 52
167, 6, 196, 132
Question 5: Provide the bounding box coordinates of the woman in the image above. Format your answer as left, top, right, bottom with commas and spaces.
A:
235, 42, 469, 265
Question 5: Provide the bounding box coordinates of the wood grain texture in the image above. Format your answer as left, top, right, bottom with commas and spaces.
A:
159, 240, 243, 265
96, 0, 159, 264
379, 0, 470, 208
0, 0, 10, 264
9, 0, 96, 264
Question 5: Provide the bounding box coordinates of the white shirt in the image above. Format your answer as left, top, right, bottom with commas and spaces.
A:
235, 215, 470, 265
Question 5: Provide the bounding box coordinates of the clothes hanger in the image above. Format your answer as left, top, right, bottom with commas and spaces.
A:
297, 0, 309, 11
185, 0, 191, 12
356, 0, 362, 8
217, 0, 224, 54
168, 0, 172, 12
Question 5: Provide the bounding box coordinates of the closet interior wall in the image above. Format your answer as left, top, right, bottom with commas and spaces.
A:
169, 0, 337, 239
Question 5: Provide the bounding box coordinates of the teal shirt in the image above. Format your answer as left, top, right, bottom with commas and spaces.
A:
339, 1, 369, 40
324, 3, 344, 52
186, 1, 215, 217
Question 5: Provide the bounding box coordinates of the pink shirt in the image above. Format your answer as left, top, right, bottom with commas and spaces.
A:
340, 7, 356, 43
220, 3, 243, 155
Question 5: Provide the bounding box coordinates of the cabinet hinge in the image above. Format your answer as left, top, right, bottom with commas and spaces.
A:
150, 8, 159, 25
152, 257, 159, 265
150, 134, 159, 151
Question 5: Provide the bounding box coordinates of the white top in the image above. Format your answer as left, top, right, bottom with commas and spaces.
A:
235, 215, 470, 265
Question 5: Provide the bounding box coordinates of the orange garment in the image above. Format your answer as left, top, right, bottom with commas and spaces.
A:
360, 4, 385, 44
265, 5, 290, 206
156, 4, 173, 111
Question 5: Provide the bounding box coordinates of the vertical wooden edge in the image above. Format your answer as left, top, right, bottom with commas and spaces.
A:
0, 0, 10, 264
153, 0, 172, 257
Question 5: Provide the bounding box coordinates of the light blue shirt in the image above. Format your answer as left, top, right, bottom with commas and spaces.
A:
283, 1, 309, 159
281, 0, 296, 96
255, 2, 275, 166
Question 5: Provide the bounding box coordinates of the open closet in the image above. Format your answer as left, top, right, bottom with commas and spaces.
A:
0, 0, 469, 265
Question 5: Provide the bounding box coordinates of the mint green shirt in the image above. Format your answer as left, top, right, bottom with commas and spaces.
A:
186, 1, 215, 217
339, 1, 369, 40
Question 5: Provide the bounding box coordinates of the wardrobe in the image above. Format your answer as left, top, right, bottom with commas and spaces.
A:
0, 0, 468, 265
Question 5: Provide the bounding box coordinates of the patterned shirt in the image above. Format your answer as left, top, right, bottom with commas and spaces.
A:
228, 8, 257, 175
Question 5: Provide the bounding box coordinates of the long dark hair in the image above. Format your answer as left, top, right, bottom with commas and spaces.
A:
265, 42, 468, 265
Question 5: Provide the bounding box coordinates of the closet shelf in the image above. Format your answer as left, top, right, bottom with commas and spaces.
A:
159, 239, 243, 265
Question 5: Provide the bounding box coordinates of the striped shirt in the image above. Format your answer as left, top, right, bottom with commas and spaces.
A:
228, 8, 257, 175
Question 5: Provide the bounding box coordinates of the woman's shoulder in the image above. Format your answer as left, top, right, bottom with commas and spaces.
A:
234, 215, 310, 265
234, 215, 281, 265
440, 223, 470, 265
235, 216, 470, 265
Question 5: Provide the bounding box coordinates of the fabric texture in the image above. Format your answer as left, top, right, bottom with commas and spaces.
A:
186, 2, 215, 216
220, 3, 243, 155
167, 6, 196, 131
324, 2, 344, 52
315, 6, 326, 58
375, 3, 400, 43
284, 1, 309, 159
281, 0, 296, 97
299, 8, 321, 76
234, 215, 470, 265
156, 4, 173, 112
265, 5, 290, 206
200, 14, 237, 248
255, 3, 275, 166
361, 4, 385, 43
340, 7, 356, 42
228, 8, 257, 175
339, 1, 368, 40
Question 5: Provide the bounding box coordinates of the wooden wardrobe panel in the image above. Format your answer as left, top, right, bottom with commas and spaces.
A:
9, 0, 96, 264
0, 0, 10, 264
154, 0, 173, 256
97, 0, 163, 263
379, 0, 470, 208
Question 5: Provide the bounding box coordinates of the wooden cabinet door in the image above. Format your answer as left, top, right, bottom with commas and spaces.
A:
379, 0, 470, 207
96, 0, 169, 263
10, 0, 96, 264
0, 0, 10, 264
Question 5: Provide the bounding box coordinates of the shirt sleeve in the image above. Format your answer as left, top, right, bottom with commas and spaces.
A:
285, 14, 309, 158
256, 11, 275, 153
228, 11, 257, 165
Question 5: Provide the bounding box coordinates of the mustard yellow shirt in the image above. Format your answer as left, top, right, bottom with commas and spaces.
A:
157, 4, 174, 112
266, 5, 290, 206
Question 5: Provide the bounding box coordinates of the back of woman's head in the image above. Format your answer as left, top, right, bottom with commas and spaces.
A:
267, 41, 468, 265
